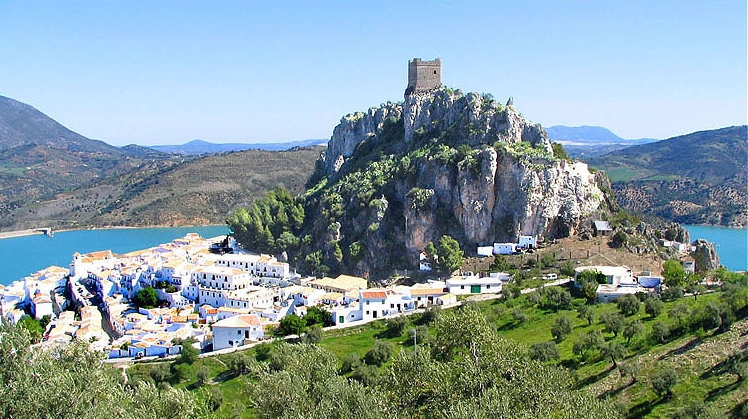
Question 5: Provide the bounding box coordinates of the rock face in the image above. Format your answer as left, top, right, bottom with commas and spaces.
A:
308, 88, 614, 277
691, 239, 721, 272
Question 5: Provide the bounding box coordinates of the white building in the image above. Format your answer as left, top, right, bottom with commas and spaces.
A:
359, 289, 391, 320
446, 273, 504, 295
518, 235, 538, 249
194, 266, 252, 307
212, 314, 264, 350
493, 243, 516, 255
574, 266, 634, 287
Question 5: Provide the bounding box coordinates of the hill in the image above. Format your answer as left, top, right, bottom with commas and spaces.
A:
586, 126, 747, 227
148, 139, 326, 155
3, 146, 322, 231
0, 95, 178, 221
228, 87, 618, 279
545, 125, 658, 158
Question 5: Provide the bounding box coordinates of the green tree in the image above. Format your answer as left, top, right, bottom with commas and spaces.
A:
364, 340, 394, 366
226, 352, 255, 375
304, 306, 333, 327
383, 316, 408, 337
662, 285, 684, 301
552, 142, 571, 161
177, 338, 199, 364
644, 297, 664, 318
542, 287, 573, 311
651, 369, 678, 398
436, 235, 464, 273
512, 308, 528, 324
0, 322, 205, 419
618, 362, 639, 385
551, 316, 573, 342
650, 321, 669, 343
195, 366, 210, 386
529, 341, 560, 362
16, 315, 43, 344
301, 324, 323, 344
277, 314, 306, 336
149, 363, 171, 384
623, 319, 644, 344
600, 312, 624, 337
688, 283, 707, 301
611, 230, 628, 248
573, 330, 604, 361
616, 294, 640, 316
578, 305, 595, 326
227, 186, 305, 255
133, 287, 158, 308
663, 259, 686, 287
602, 342, 627, 368
581, 281, 599, 301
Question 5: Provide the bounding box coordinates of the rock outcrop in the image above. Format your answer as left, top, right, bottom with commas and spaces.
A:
307, 87, 615, 277
691, 239, 721, 272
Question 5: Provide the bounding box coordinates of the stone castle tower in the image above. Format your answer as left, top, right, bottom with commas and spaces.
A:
405, 58, 441, 96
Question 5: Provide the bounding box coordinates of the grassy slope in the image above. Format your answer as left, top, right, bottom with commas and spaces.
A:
126, 289, 747, 419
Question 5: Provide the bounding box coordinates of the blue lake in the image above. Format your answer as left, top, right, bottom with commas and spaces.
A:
0, 226, 229, 286
684, 225, 747, 272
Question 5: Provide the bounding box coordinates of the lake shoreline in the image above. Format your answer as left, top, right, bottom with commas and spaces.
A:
0, 224, 228, 241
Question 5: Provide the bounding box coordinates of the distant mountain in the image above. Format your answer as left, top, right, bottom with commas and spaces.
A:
0, 95, 125, 154
3, 146, 322, 231
0, 95, 176, 220
587, 126, 747, 227
148, 139, 326, 155
545, 125, 658, 158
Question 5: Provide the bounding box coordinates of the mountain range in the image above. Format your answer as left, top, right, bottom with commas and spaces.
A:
148, 139, 326, 155
0, 95, 321, 231
1, 93, 743, 233
586, 126, 747, 227
545, 125, 658, 157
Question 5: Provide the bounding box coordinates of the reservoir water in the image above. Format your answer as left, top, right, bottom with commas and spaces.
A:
684, 225, 747, 272
0, 226, 228, 286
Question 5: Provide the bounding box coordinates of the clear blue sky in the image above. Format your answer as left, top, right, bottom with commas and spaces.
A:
0, 0, 745, 145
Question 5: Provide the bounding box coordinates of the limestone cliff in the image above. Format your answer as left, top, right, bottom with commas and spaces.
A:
306, 87, 614, 278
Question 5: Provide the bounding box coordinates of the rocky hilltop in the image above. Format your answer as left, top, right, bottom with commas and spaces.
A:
305, 88, 614, 277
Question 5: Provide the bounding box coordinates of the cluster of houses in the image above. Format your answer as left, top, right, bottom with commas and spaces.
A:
4, 229, 697, 359
3, 234, 509, 358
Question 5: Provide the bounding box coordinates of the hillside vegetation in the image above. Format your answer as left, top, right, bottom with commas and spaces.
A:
586, 126, 747, 227
4, 147, 322, 231
118, 268, 748, 419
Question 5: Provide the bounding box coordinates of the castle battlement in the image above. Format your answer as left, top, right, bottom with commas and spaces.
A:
405, 57, 441, 96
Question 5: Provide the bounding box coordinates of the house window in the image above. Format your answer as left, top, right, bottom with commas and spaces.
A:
487, 285, 491, 289
461, 285, 464, 289
237, 330, 242, 335
390, 304, 394, 308
366, 311, 369, 315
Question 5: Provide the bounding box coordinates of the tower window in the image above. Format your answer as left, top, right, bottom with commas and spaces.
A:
434, 70, 437, 74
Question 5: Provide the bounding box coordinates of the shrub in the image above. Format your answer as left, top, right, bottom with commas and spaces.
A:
644, 297, 664, 318
651, 369, 678, 398
364, 340, 394, 366
616, 294, 640, 316
529, 341, 560, 362
551, 316, 572, 342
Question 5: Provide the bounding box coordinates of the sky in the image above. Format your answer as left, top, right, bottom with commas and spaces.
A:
0, 0, 745, 146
